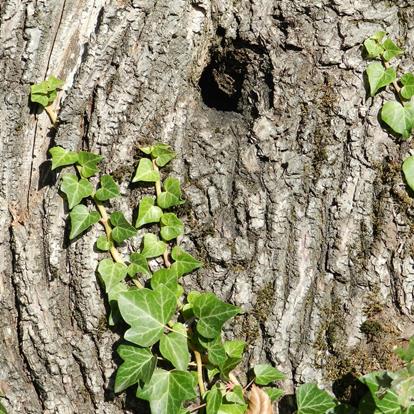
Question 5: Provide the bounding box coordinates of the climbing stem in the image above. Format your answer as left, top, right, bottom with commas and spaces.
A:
194, 350, 206, 397
44, 105, 57, 124
384, 61, 403, 102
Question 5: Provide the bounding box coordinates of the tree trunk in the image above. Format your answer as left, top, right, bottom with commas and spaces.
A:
1, 0, 414, 412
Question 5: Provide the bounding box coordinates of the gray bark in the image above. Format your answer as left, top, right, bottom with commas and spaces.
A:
1, 0, 414, 412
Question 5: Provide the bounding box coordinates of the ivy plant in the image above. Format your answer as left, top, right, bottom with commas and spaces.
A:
30, 75, 63, 124
49, 143, 285, 413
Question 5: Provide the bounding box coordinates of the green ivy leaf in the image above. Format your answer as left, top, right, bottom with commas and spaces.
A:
400, 73, 414, 100
206, 384, 222, 414
381, 101, 414, 139
152, 144, 176, 167
220, 340, 246, 375
193, 293, 240, 339
47, 75, 64, 90
137, 368, 197, 414
225, 385, 244, 405
366, 62, 396, 96
97, 259, 128, 293
96, 235, 110, 251
254, 364, 285, 385
69, 204, 100, 239
0, 401, 7, 414
391, 366, 414, 408
132, 158, 160, 183
127, 253, 150, 277
107, 281, 129, 326
160, 322, 190, 370
136, 196, 163, 228
60, 174, 93, 209
118, 285, 177, 347
151, 268, 178, 294
296, 384, 336, 414
141, 233, 167, 259
200, 337, 227, 369
30, 76, 63, 107
110, 212, 137, 244
49, 147, 79, 170
115, 344, 156, 393
264, 387, 285, 402
394, 336, 414, 362
382, 38, 403, 61
170, 246, 202, 278
217, 404, 247, 414
160, 213, 184, 241
364, 32, 385, 58
95, 175, 120, 201
402, 156, 414, 192
359, 371, 400, 414
157, 177, 185, 209
77, 151, 103, 178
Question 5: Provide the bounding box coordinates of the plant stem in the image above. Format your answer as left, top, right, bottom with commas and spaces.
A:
194, 350, 206, 397
44, 105, 57, 124
94, 199, 144, 289
189, 403, 206, 413
383, 61, 403, 102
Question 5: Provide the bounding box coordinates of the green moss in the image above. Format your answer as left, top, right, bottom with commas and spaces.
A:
253, 282, 274, 324
360, 320, 383, 339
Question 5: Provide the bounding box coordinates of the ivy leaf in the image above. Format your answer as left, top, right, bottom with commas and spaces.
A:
160, 213, 184, 241
60, 174, 93, 209
400, 73, 414, 100
381, 101, 414, 139
193, 293, 240, 339
136, 368, 197, 414
364, 32, 385, 58
127, 253, 150, 277
98, 259, 128, 293
77, 151, 103, 178
296, 384, 336, 414
366, 62, 396, 96
254, 364, 285, 385
47, 75, 64, 90
402, 156, 414, 192
30, 76, 63, 107
221, 340, 246, 375
159, 322, 190, 370
151, 268, 178, 294
394, 336, 414, 362
118, 285, 177, 347
382, 38, 403, 61
95, 175, 120, 201
359, 371, 400, 414
136, 196, 163, 228
132, 158, 160, 183
170, 246, 202, 278
110, 212, 137, 244
115, 344, 156, 393
206, 384, 222, 414
107, 281, 129, 326
49, 146, 78, 170
96, 235, 110, 251
217, 404, 247, 414
391, 366, 414, 408
199, 337, 227, 369
264, 388, 284, 402
226, 385, 245, 405
157, 177, 185, 209
141, 233, 167, 258
152, 144, 176, 167
69, 204, 100, 239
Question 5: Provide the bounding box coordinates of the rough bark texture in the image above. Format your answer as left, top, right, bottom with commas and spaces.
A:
1, 0, 414, 413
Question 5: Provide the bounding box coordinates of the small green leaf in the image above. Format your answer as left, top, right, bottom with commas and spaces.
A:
136, 196, 163, 227
46, 75, 64, 90
69, 204, 100, 239
400, 73, 414, 100
217, 404, 247, 414
31, 93, 49, 107
49, 147, 79, 170
96, 235, 110, 251
140, 146, 154, 154
152, 144, 176, 167
77, 151, 103, 178
170, 246, 202, 278
118, 285, 177, 347
371, 31, 386, 42
31, 81, 49, 95
364, 38, 384, 58
193, 293, 240, 339
160, 213, 184, 241
225, 385, 245, 405
107, 282, 129, 326
200, 337, 227, 368
110, 212, 137, 244
98, 259, 128, 293
264, 387, 284, 402
382, 38, 403, 61
254, 364, 285, 385
115, 344, 156, 393
132, 158, 160, 182
206, 384, 222, 414
157, 177, 185, 209
127, 253, 150, 277
95, 175, 120, 201
60, 174, 93, 209
151, 268, 178, 293
220, 340, 246, 375
296, 383, 336, 414
381, 101, 414, 139
137, 368, 197, 414
366, 62, 396, 96
31, 76, 63, 107
141, 233, 167, 258
160, 322, 190, 370
394, 336, 414, 362
391, 365, 414, 408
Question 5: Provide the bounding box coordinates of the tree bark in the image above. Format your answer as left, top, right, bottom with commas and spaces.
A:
1, 0, 414, 412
